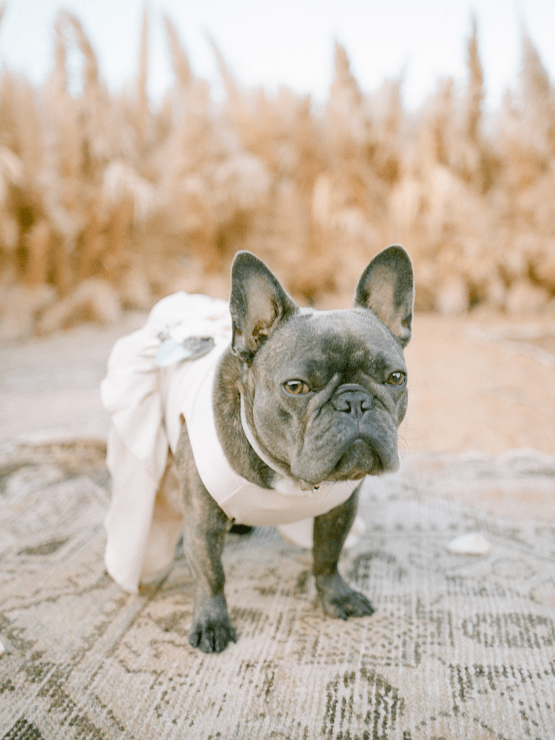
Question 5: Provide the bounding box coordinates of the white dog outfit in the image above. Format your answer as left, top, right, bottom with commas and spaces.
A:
101, 292, 364, 594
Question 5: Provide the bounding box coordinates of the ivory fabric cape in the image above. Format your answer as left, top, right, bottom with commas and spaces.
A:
101, 292, 361, 594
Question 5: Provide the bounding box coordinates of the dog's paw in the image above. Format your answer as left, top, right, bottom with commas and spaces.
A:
188, 619, 237, 653
188, 602, 237, 654
316, 573, 374, 621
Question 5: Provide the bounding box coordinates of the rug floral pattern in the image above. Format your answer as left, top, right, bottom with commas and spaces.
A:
1, 442, 554, 739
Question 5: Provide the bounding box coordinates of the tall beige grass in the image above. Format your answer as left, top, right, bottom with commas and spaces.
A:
0, 12, 554, 337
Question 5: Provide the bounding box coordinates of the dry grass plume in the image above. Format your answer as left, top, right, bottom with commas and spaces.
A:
0, 13, 554, 337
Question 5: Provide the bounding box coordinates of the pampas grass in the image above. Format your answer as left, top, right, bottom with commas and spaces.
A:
0, 12, 554, 337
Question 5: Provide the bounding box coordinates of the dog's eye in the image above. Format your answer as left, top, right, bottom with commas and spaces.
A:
386, 371, 406, 386
283, 379, 310, 395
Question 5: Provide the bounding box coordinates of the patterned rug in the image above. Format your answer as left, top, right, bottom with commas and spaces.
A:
1, 440, 554, 740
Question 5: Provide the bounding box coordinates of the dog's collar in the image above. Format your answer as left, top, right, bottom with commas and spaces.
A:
239, 397, 320, 495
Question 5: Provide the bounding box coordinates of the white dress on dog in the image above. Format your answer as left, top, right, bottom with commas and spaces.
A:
101, 292, 363, 594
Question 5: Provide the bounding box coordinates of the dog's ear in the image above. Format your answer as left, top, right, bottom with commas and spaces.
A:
354, 245, 414, 347
230, 251, 297, 363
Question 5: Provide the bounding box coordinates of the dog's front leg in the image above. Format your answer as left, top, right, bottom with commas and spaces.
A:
313, 488, 374, 620
175, 424, 236, 653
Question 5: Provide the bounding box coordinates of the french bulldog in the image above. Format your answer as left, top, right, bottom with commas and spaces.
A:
174, 245, 414, 653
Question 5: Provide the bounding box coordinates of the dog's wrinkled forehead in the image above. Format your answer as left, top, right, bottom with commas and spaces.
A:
254, 308, 405, 380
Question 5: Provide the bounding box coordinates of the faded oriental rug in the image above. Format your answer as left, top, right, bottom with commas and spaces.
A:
1, 440, 554, 740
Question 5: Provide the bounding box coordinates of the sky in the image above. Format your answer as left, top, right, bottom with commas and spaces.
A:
1, 0, 554, 111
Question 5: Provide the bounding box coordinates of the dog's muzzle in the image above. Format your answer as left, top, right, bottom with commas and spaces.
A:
326, 383, 398, 480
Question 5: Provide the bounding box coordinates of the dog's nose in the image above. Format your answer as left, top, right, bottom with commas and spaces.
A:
331, 386, 372, 418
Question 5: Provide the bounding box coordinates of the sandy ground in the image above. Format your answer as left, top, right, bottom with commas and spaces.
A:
402, 312, 555, 456
1, 310, 554, 456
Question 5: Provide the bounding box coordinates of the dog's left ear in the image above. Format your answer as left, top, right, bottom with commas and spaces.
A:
354, 245, 414, 347
230, 251, 297, 363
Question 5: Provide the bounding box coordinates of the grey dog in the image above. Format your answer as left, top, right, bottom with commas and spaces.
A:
173, 245, 414, 652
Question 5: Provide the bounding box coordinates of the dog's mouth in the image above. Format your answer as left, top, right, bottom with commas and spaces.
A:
326, 438, 385, 482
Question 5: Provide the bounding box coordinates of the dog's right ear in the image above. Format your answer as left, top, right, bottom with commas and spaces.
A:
229, 251, 297, 364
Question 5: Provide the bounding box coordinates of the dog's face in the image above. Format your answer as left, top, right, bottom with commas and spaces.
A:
229, 246, 414, 489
